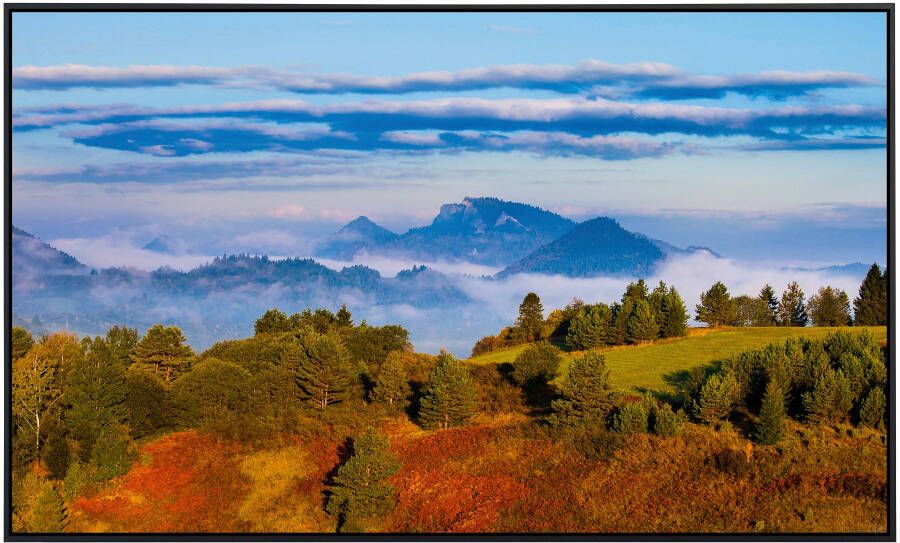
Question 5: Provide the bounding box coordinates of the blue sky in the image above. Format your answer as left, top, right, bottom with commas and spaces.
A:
11, 11, 888, 267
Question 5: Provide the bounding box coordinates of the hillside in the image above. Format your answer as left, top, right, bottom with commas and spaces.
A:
468, 326, 889, 392
316, 216, 400, 260
497, 216, 664, 278
12, 226, 87, 276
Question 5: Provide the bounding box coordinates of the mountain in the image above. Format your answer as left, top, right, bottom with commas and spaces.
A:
143, 234, 187, 255
497, 217, 665, 278
782, 262, 871, 277
316, 197, 576, 266
648, 237, 722, 259
316, 216, 399, 260
12, 226, 87, 276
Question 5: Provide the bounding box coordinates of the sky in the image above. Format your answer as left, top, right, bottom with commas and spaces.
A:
11, 11, 888, 268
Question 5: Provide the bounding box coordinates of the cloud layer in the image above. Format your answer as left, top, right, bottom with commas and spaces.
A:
13, 61, 879, 100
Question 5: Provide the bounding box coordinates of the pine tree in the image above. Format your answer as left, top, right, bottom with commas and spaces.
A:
754, 380, 786, 445
854, 263, 887, 325
608, 299, 635, 345
694, 372, 737, 424
296, 333, 356, 410
90, 425, 135, 481
515, 292, 544, 342
807, 286, 852, 326
27, 481, 67, 533
550, 351, 616, 426
627, 299, 659, 344
778, 282, 809, 327
254, 308, 291, 334
105, 325, 138, 366
662, 288, 688, 338
648, 281, 669, 332
42, 428, 70, 480
130, 324, 193, 383
66, 337, 128, 461
858, 386, 886, 429
758, 284, 780, 326
326, 428, 401, 532
418, 352, 478, 430
623, 279, 649, 302
802, 368, 853, 424
336, 305, 354, 328
565, 304, 612, 350
696, 282, 735, 327
370, 352, 410, 409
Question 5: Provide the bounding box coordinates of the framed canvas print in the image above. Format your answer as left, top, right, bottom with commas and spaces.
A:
5, 3, 894, 540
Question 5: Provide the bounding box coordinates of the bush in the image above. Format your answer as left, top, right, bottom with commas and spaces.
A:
511, 342, 561, 387
652, 403, 683, 437
802, 368, 854, 424
712, 448, 753, 478
694, 372, 737, 424
754, 380, 786, 445
90, 426, 135, 482
612, 402, 649, 435
858, 386, 886, 429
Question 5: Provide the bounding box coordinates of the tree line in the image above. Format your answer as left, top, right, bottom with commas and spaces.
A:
695, 263, 888, 328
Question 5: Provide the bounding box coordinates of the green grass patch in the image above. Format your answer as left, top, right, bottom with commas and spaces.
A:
466, 326, 887, 393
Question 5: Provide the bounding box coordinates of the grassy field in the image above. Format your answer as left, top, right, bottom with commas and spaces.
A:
467, 326, 888, 393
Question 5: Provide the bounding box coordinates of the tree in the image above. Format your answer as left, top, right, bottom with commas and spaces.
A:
370, 352, 410, 409
778, 282, 809, 327
696, 282, 735, 327
854, 263, 887, 326
858, 387, 886, 429
662, 287, 688, 338
608, 299, 635, 346
42, 426, 70, 480
758, 284, 780, 326
130, 324, 193, 383
802, 368, 853, 424
627, 299, 658, 343
12, 334, 80, 459
623, 279, 649, 302
12, 326, 34, 361
326, 428, 401, 532
550, 351, 616, 426
89, 425, 135, 481
515, 292, 544, 342
123, 367, 168, 438
254, 308, 292, 335
652, 403, 682, 437
105, 326, 138, 366
694, 372, 737, 424
511, 341, 561, 387
296, 333, 356, 410
336, 305, 354, 328
754, 380, 786, 445
732, 295, 767, 327
566, 304, 612, 350
171, 358, 253, 426
808, 286, 852, 326
27, 481, 67, 533
612, 402, 649, 434
418, 352, 478, 430
65, 337, 128, 461
648, 281, 669, 329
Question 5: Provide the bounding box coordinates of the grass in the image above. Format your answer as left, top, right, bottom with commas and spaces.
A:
467, 326, 888, 393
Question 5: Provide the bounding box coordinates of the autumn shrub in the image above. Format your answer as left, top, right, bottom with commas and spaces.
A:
712, 448, 753, 478
470, 364, 525, 414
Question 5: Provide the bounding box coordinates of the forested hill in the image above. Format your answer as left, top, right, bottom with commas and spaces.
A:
497, 217, 666, 278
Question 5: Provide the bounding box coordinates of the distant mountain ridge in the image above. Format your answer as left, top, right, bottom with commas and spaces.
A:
315, 197, 576, 266
12, 226, 87, 276
497, 217, 665, 278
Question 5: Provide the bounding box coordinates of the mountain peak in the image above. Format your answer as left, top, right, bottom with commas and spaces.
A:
316, 216, 398, 260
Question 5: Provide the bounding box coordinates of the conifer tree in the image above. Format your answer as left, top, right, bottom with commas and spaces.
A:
370, 352, 410, 409
296, 333, 356, 410
627, 299, 659, 343
696, 282, 735, 327
754, 380, 786, 445
130, 324, 193, 383
807, 286, 852, 326
854, 263, 888, 325
778, 282, 809, 327
66, 337, 128, 461
623, 279, 649, 302
418, 352, 478, 430
694, 372, 737, 424
550, 351, 616, 426
12, 326, 34, 362
662, 287, 689, 337
802, 368, 853, 424
336, 305, 354, 328
326, 428, 401, 532
105, 325, 138, 366
566, 304, 612, 350
648, 281, 669, 334
254, 308, 291, 334
27, 481, 67, 533
42, 426, 70, 480
758, 284, 780, 326
858, 386, 886, 430
515, 292, 545, 342
608, 299, 635, 345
